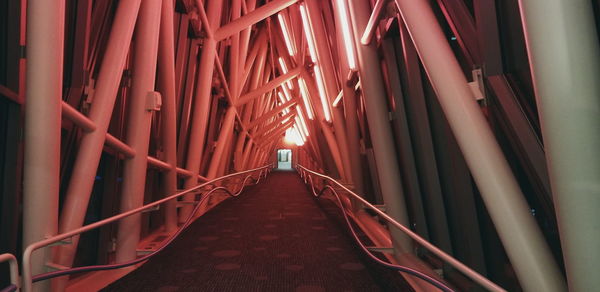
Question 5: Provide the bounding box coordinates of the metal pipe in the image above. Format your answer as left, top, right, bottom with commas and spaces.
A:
229, 0, 242, 100
236, 67, 301, 106
247, 99, 296, 129
54, 0, 141, 280
348, 0, 413, 253
299, 69, 346, 178
61, 102, 96, 132
0, 253, 19, 289
207, 107, 237, 179
214, 0, 298, 41
305, 0, 353, 182
157, 0, 179, 232
105, 134, 136, 158
360, 0, 388, 45
180, 0, 224, 221
116, 0, 162, 262
393, 0, 566, 290
517, 0, 600, 290
258, 119, 296, 147
332, 1, 364, 194
23, 0, 65, 288
254, 111, 296, 138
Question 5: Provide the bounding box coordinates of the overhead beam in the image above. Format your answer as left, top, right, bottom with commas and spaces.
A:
247, 98, 297, 129
214, 0, 299, 41
254, 110, 297, 139
258, 118, 296, 147
236, 66, 301, 106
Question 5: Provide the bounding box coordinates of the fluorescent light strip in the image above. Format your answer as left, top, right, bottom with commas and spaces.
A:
313, 65, 332, 122
294, 122, 306, 142
278, 57, 294, 90
292, 126, 305, 145
335, 0, 357, 70
297, 108, 310, 136
277, 13, 296, 57
295, 116, 307, 139
332, 90, 343, 107
278, 92, 290, 117
281, 83, 293, 101
299, 78, 315, 120
299, 4, 318, 63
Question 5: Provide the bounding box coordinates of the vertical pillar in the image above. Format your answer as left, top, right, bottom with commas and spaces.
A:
157, 0, 179, 232
54, 0, 141, 274
116, 0, 162, 262
393, 0, 566, 290
23, 0, 65, 288
347, 0, 412, 252
180, 0, 224, 221
518, 1, 600, 290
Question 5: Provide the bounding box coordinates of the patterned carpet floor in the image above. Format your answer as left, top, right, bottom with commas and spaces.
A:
103, 170, 412, 291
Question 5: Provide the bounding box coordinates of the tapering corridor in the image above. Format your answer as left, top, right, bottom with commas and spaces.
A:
2, 0, 599, 291
103, 171, 410, 291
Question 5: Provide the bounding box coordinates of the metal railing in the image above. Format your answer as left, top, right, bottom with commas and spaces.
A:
297, 164, 506, 292
0, 254, 19, 292
21, 164, 273, 292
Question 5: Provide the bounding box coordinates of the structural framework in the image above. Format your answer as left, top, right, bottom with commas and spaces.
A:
0, 0, 598, 291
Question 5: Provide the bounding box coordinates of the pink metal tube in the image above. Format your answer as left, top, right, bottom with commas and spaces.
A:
518, 0, 600, 290
206, 108, 237, 179
394, 0, 565, 290
347, 0, 413, 253
214, 0, 298, 41
236, 67, 301, 106
305, 0, 353, 183
180, 0, 224, 222
61, 102, 96, 132
157, 0, 179, 232
332, 1, 364, 193
116, 0, 162, 263
53, 0, 141, 280
105, 134, 136, 158
359, 0, 388, 45
23, 0, 65, 288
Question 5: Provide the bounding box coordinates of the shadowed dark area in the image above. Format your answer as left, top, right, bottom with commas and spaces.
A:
103, 170, 411, 291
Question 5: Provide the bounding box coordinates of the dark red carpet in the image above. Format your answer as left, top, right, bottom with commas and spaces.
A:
103, 170, 411, 291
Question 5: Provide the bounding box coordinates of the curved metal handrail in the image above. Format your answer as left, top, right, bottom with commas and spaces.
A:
21, 164, 273, 292
0, 253, 18, 292
297, 164, 506, 292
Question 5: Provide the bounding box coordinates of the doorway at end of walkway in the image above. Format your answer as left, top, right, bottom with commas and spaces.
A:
277, 149, 292, 169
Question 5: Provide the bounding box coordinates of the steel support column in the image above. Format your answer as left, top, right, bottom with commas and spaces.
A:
393, 0, 566, 290
518, 1, 600, 290
55, 0, 141, 275
116, 0, 162, 262
157, 0, 179, 232
215, 0, 298, 41
348, 0, 412, 252
23, 0, 65, 288
180, 0, 224, 221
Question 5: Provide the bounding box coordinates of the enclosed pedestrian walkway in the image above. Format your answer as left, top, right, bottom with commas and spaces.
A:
103, 171, 411, 291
